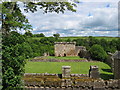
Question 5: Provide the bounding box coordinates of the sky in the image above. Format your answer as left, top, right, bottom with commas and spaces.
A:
18, 0, 119, 37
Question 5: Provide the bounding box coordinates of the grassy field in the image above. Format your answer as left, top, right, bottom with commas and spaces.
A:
25, 62, 113, 79
29, 36, 118, 41
46, 56, 86, 60
25, 62, 112, 74
59, 36, 118, 41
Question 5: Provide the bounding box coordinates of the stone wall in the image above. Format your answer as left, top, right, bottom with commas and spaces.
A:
54, 42, 76, 56
89, 66, 100, 79
24, 65, 120, 89
24, 73, 120, 90
30, 58, 88, 62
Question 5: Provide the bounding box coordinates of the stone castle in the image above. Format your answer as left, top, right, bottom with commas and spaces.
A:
54, 42, 86, 57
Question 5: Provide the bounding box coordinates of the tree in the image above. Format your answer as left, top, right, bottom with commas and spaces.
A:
34, 33, 45, 37
89, 44, 108, 61
66, 38, 71, 42
117, 38, 120, 51
99, 39, 110, 52
53, 33, 60, 38
2, 32, 26, 89
2, 2, 78, 89
24, 30, 33, 37
88, 36, 98, 47
2, 2, 32, 35
23, 2, 77, 13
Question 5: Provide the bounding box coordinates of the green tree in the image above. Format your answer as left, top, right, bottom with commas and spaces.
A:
99, 39, 110, 52
117, 38, 120, 51
89, 44, 108, 61
2, 2, 78, 89
53, 33, 60, 38
66, 38, 71, 42
2, 31, 26, 89
88, 36, 98, 47
2, 2, 32, 35
34, 33, 45, 37
24, 30, 33, 37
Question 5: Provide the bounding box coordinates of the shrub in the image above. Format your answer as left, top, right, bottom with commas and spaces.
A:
89, 44, 108, 61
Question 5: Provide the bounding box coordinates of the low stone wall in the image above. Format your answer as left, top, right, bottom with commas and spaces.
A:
24, 73, 120, 90
30, 59, 88, 62
24, 73, 89, 77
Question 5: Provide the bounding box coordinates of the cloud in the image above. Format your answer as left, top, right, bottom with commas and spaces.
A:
18, 1, 118, 37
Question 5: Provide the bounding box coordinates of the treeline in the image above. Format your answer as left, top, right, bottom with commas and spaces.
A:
3, 31, 120, 61
73, 36, 120, 53
23, 31, 120, 62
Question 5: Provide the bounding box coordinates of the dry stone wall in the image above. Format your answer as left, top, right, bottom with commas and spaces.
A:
24, 73, 120, 90
30, 58, 88, 62
24, 65, 120, 90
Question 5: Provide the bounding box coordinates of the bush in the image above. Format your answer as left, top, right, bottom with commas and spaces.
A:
89, 44, 108, 61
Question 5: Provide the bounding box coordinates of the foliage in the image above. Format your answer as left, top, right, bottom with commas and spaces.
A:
116, 38, 120, 50
23, 2, 77, 13
2, 31, 26, 89
2, 1, 78, 89
33, 33, 45, 37
88, 36, 99, 47
2, 2, 32, 35
53, 33, 60, 39
89, 44, 108, 61
24, 30, 33, 37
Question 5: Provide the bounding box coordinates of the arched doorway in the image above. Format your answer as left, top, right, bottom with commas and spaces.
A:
64, 53, 66, 57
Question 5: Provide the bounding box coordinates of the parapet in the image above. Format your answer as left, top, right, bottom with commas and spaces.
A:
54, 42, 76, 44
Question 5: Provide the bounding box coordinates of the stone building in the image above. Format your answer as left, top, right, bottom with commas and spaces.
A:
54, 42, 86, 57
113, 51, 120, 79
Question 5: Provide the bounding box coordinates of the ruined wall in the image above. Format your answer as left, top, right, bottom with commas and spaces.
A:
113, 51, 120, 79
24, 73, 120, 90
54, 42, 76, 56
24, 65, 120, 89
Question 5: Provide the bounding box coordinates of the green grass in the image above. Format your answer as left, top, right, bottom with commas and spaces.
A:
46, 56, 85, 60
28, 36, 118, 41
25, 62, 112, 75
59, 36, 118, 41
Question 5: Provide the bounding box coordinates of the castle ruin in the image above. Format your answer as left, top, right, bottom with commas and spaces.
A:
54, 42, 86, 57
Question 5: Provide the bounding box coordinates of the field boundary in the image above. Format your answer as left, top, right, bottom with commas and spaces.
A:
30, 58, 88, 62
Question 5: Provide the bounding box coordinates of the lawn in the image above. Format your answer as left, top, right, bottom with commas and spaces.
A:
46, 56, 86, 60
25, 62, 112, 74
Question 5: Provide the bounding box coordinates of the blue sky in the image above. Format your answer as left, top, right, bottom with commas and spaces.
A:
18, 0, 119, 37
